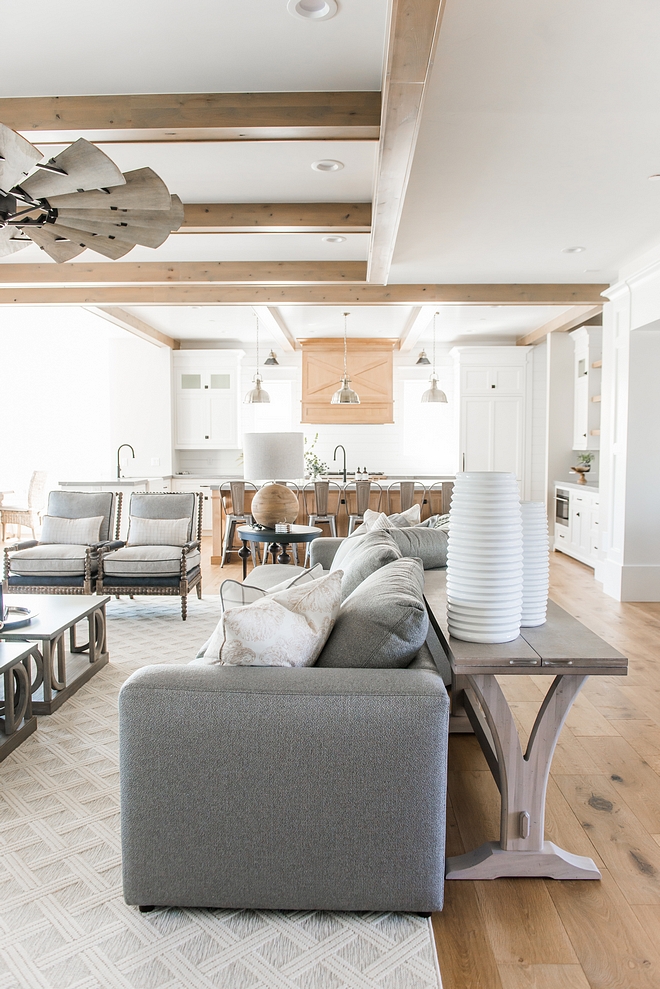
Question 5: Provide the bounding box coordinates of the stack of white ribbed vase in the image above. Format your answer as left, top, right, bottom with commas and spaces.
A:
521, 501, 549, 627
447, 472, 523, 643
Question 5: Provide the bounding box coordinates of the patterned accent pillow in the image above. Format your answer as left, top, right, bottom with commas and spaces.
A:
363, 503, 421, 531
127, 516, 190, 547
218, 564, 324, 613
196, 570, 342, 667
40, 515, 104, 546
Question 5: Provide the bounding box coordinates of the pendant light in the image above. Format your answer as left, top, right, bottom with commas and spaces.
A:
421, 312, 448, 404
244, 315, 270, 404
264, 350, 279, 366
330, 312, 360, 404
416, 350, 431, 365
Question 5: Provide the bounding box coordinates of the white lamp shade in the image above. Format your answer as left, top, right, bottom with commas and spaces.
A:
243, 432, 304, 481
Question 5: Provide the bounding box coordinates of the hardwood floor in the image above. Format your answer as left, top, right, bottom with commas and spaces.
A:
435, 550, 660, 989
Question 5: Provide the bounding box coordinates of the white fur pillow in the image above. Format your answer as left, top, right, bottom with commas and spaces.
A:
196, 570, 342, 667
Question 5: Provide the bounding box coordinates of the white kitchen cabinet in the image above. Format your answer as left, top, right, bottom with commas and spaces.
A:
173, 351, 244, 450
570, 326, 602, 451
452, 347, 532, 492
554, 483, 599, 568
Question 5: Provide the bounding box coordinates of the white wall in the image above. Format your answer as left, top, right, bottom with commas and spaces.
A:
0, 307, 172, 497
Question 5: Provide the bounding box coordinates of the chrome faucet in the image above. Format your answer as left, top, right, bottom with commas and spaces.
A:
333, 444, 347, 484
117, 444, 135, 479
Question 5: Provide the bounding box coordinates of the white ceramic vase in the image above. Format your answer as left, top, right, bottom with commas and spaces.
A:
521, 501, 549, 627
447, 472, 523, 643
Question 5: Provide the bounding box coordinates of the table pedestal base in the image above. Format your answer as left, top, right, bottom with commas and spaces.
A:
446, 840, 601, 880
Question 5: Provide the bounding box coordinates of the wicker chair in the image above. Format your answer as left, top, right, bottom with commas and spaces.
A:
3, 490, 121, 596
96, 492, 203, 620
0, 471, 48, 541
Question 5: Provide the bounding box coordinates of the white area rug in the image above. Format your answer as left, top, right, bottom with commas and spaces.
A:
0, 597, 442, 989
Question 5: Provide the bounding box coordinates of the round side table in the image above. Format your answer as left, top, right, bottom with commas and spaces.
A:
236, 524, 323, 580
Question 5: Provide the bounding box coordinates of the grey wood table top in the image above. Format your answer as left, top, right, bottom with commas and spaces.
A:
0, 595, 111, 640
423, 570, 627, 676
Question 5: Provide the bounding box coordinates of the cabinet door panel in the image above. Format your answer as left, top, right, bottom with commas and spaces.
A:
463, 399, 493, 471
209, 393, 237, 447
493, 366, 525, 393
491, 398, 524, 478
176, 394, 207, 447
463, 368, 491, 394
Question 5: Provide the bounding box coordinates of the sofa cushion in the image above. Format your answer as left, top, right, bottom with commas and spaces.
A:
388, 526, 448, 570
127, 516, 190, 547
9, 544, 95, 577
102, 545, 200, 577
219, 564, 323, 612
316, 557, 428, 670
195, 570, 342, 667
40, 515, 104, 546
330, 529, 402, 600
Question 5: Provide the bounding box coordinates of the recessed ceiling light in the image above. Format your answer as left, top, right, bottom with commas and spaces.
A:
562, 246, 586, 254
312, 159, 344, 172
323, 235, 346, 243
287, 0, 338, 20
648, 174, 660, 181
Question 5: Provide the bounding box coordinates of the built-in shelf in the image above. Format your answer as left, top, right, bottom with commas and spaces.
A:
591, 395, 602, 403
591, 360, 602, 369
590, 429, 601, 436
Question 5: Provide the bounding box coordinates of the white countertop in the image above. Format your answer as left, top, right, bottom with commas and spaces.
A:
554, 480, 600, 493
59, 479, 151, 487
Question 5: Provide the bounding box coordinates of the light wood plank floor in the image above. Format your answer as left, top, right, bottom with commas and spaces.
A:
7, 535, 659, 987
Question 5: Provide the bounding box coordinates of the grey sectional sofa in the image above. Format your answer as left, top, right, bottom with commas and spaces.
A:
118, 527, 450, 914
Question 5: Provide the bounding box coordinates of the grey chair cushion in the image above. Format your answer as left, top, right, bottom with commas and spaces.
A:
9, 544, 94, 577
388, 526, 448, 570
46, 490, 115, 541
129, 492, 196, 542
317, 557, 429, 669
103, 545, 200, 577
329, 529, 402, 601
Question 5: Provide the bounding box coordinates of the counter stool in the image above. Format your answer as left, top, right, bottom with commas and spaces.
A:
220, 481, 259, 568
345, 480, 382, 536
427, 480, 454, 517
386, 480, 426, 515
303, 479, 342, 562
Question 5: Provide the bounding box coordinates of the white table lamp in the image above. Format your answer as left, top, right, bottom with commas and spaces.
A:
243, 432, 304, 481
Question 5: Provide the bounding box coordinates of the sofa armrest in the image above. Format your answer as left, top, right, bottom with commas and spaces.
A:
98, 540, 125, 553
182, 539, 201, 552
309, 536, 344, 570
6, 540, 39, 552
119, 664, 449, 912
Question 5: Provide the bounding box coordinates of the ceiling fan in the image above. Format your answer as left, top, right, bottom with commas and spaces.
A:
0, 122, 183, 262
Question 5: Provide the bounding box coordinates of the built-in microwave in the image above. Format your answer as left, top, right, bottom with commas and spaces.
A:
555, 488, 570, 526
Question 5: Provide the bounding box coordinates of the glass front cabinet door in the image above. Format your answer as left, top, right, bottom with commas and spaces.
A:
173, 352, 244, 449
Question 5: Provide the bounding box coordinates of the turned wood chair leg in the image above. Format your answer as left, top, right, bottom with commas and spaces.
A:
181, 594, 188, 621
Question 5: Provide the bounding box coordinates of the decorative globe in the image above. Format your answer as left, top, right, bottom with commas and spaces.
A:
250, 484, 299, 528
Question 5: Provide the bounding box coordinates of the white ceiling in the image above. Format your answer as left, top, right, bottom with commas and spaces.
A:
0, 0, 387, 95
392, 0, 660, 284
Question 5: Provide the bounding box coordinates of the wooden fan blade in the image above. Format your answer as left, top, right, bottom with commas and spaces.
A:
0, 123, 43, 194
45, 222, 136, 259
56, 202, 181, 229
53, 214, 170, 250
21, 139, 125, 199
26, 224, 86, 262
47, 167, 170, 210
0, 225, 31, 257
169, 195, 184, 231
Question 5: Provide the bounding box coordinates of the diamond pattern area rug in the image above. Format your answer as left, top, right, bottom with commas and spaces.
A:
0, 598, 443, 989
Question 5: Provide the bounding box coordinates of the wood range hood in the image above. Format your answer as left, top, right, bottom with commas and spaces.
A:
300, 337, 395, 425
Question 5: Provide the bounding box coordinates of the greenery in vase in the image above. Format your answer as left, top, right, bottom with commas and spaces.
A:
304, 433, 328, 478
577, 453, 595, 466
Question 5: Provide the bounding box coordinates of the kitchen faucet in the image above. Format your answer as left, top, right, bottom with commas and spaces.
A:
333, 444, 347, 484
117, 444, 135, 479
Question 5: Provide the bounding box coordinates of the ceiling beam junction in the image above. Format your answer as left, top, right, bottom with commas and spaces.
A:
0, 92, 380, 143
252, 306, 298, 352
516, 305, 604, 346
398, 306, 437, 352
368, 0, 446, 284
85, 306, 179, 349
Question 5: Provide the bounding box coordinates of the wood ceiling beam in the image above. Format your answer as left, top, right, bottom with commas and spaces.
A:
252, 306, 298, 353
368, 0, 446, 284
0, 284, 609, 306
0, 261, 367, 286
517, 305, 604, 347
85, 306, 179, 349
0, 93, 380, 143
398, 305, 437, 352
181, 203, 372, 233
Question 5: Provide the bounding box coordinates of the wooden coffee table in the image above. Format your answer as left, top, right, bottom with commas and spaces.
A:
0, 594, 110, 714
424, 570, 628, 880
0, 641, 39, 761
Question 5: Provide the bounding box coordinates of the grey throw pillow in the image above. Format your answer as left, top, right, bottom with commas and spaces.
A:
388, 526, 448, 570
330, 529, 402, 600
316, 557, 429, 669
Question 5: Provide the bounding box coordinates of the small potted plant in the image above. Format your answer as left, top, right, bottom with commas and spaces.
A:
570, 452, 595, 484
304, 434, 328, 480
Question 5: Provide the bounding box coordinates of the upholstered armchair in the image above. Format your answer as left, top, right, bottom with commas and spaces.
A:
96, 492, 203, 620
3, 490, 121, 596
